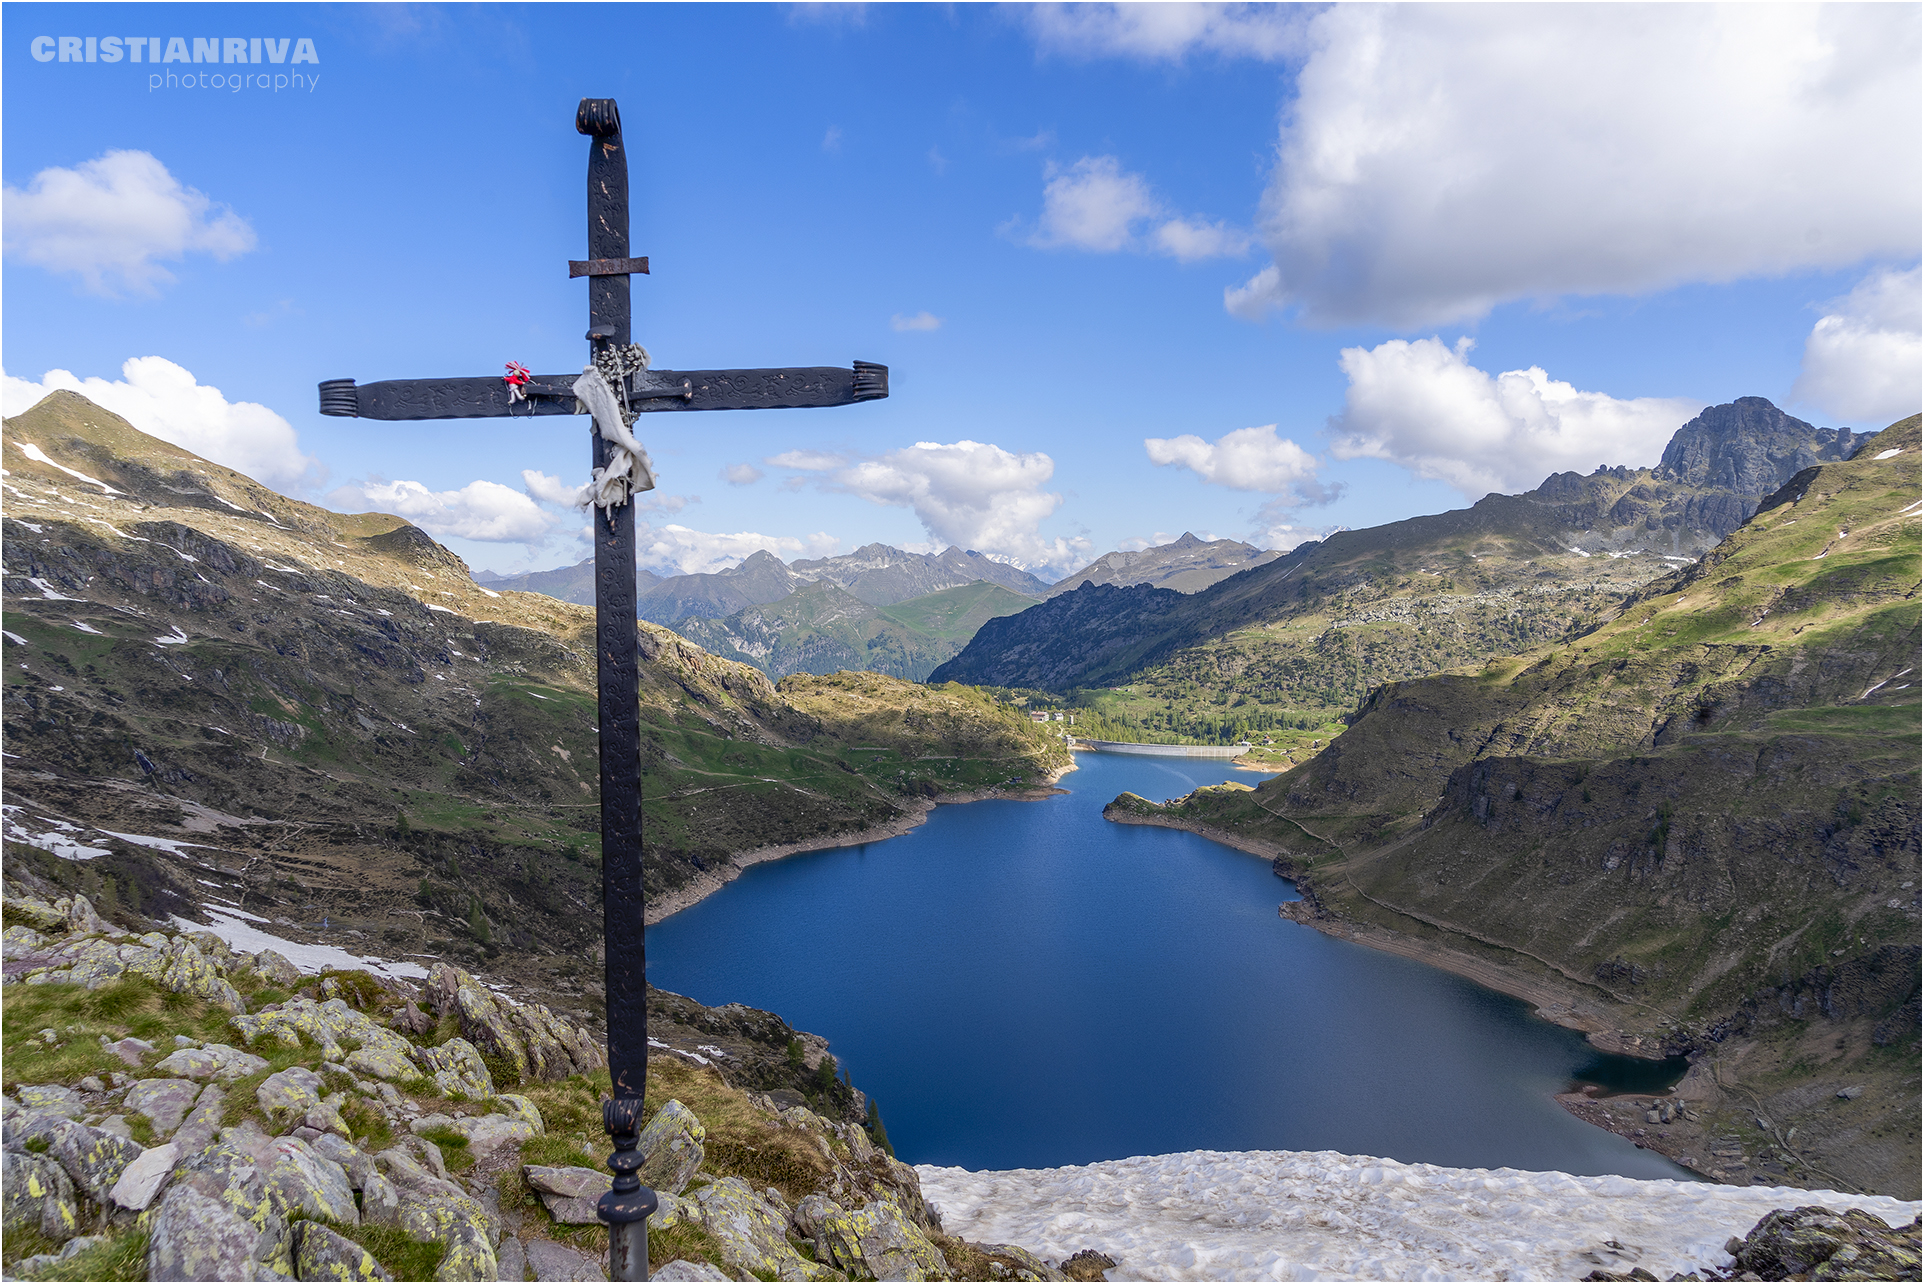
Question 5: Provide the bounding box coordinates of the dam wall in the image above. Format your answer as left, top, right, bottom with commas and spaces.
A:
1074, 738, 1251, 759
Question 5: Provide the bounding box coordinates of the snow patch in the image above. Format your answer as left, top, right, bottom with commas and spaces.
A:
15, 521, 44, 533
100, 830, 207, 856
1874, 448, 1904, 460
648, 1036, 710, 1066
2, 630, 28, 645
171, 909, 431, 980
13, 441, 123, 494
427, 604, 456, 614
916, 1150, 1922, 1283
1, 805, 110, 860
69, 619, 105, 635
154, 626, 190, 646
25, 578, 83, 601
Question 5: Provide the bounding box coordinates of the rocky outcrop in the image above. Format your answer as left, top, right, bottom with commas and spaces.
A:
799, 1192, 951, 1281
424, 962, 604, 1083
2, 882, 1046, 1282
1724, 1206, 1921, 1280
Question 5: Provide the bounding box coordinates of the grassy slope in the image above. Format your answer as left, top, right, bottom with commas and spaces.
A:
1, 392, 1067, 1018
1150, 415, 1921, 1197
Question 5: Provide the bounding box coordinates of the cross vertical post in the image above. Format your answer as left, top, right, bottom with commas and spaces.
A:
314, 95, 888, 1284
578, 97, 657, 1282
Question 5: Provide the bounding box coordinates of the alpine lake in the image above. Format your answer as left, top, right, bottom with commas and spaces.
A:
647, 750, 1696, 1179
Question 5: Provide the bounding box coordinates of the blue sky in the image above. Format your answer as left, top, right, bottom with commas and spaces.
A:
4, 3, 1919, 580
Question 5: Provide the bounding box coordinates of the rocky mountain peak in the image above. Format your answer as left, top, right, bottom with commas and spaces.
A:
1657, 397, 1862, 494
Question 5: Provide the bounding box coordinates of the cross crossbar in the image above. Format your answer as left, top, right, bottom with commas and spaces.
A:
318, 361, 887, 419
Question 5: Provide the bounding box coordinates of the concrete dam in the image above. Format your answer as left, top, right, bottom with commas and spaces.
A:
1073, 738, 1252, 759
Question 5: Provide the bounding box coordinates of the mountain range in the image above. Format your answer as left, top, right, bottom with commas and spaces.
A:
931, 399, 1869, 738
1048, 532, 1282, 597
487, 542, 1053, 625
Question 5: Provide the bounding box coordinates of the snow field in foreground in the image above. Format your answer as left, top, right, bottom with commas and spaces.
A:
918, 1149, 1921, 1282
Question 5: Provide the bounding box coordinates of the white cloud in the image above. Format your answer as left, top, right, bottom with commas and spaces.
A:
1, 357, 317, 490
1025, 3, 1312, 62
1329, 337, 1700, 499
1230, 5, 1921, 327
766, 449, 846, 472
721, 462, 764, 486
891, 311, 943, 332
832, 439, 1089, 572
1252, 512, 1343, 554
1024, 156, 1249, 262
1153, 218, 1251, 263
3, 150, 256, 295
1793, 266, 1923, 425
639, 524, 838, 577
328, 477, 559, 543
521, 469, 580, 506
1030, 157, 1161, 253
1145, 425, 1322, 496
822, 126, 843, 154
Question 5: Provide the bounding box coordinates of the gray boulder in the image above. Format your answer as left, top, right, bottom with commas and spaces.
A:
104, 1036, 157, 1068
154, 1042, 268, 1081
312, 1132, 376, 1190
2, 1149, 81, 1240
293, 1219, 394, 1281
638, 1099, 706, 1196
253, 948, 302, 986
653, 1260, 731, 1282
126, 1077, 201, 1136
146, 1183, 292, 1281
362, 1169, 404, 1227
687, 1176, 835, 1281
523, 1237, 608, 1280
522, 1164, 610, 1224
170, 1083, 226, 1159
6, 1110, 145, 1203
397, 1191, 498, 1281
415, 1037, 494, 1099
14, 1084, 85, 1119
108, 1140, 178, 1211
260, 1134, 359, 1224
811, 1196, 949, 1282
256, 1065, 327, 1132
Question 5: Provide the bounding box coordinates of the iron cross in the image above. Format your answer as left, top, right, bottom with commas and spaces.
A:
316, 97, 886, 1281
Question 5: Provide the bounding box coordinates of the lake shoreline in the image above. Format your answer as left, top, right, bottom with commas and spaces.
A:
647, 760, 1076, 926
1102, 808, 1671, 1062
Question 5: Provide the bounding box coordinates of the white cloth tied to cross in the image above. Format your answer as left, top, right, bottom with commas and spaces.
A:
571, 366, 657, 513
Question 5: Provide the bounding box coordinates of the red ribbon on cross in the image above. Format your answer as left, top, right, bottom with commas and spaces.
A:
504, 362, 532, 405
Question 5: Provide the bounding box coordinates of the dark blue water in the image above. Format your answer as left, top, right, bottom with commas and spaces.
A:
648, 752, 1694, 1179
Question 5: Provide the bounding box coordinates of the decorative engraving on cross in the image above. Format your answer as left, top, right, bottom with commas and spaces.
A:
313, 97, 886, 1282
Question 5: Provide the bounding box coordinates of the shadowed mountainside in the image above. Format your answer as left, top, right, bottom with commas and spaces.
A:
674, 579, 1040, 682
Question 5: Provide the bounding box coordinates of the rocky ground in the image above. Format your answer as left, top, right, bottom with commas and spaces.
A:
0, 882, 1072, 1282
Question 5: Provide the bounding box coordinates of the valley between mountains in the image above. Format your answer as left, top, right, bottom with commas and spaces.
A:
3, 388, 1918, 1229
